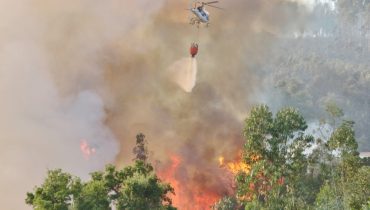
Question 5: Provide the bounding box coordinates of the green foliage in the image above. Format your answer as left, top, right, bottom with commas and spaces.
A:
74, 179, 110, 210
315, 181, 344, 210
313, 118, 368, 210
235, 104, 369, 210
328, 121, 358, 154
25, 169, 81, 210
362, 157, 370, 166
117, 172, 175, 210
345, 166, 370, 210
114, 160, 175, 210
315, 166, 370, 210
362, 200, 370, 210
238, 105, 314, 209
325, 102, 344, 120
26, 134, 176, 210
27, 161, 175, 210
244, 200, 263, 210
212, 196, 239, 210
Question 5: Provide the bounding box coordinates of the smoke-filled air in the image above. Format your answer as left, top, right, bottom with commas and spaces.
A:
1, 0, 369, 209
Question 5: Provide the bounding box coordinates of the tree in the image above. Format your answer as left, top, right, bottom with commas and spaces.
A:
133, 133, 148, 162
328, 121, 361, 182
361, 157, 370, 166
237, 105, 314, 209
345, 166, 370, 210
212, 196, 239, 210
74, 172, 111, 210
116, 161, 175, 210
25, 169, 81, 210
315, 181, 344, 210
315, 120, 367, 210
325, 102, 344, 127
26, 134, 176, 210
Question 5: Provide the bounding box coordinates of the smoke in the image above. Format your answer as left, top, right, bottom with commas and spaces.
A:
103, 0, 309, 209
0, 0, 163, 209
254, 0, 370, 151
0, 0, 311, 209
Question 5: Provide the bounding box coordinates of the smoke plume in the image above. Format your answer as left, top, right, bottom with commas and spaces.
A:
0, 0, 162, 209
0, 0, 310, 209
102, 0, 309, 209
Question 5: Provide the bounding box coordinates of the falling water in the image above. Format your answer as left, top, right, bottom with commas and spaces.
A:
168, 57, 197, 93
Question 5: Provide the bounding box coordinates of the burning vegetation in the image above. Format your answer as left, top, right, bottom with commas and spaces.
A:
80, 139, 96, 160
27, 105, 369, 210
157, 154, 227, 210
3, 1, 370, 209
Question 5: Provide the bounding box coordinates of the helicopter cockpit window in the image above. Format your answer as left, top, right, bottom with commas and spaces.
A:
200, 10, 206, 16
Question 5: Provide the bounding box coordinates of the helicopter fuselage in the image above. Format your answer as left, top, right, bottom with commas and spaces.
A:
191, 7, 209, 23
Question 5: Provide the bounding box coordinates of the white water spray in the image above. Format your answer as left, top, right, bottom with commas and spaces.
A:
168, 57, 197, 93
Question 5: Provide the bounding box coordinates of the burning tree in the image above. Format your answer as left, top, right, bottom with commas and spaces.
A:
236, 105, 314, 209
133, 133, 148, 162
229, 105, 369, 210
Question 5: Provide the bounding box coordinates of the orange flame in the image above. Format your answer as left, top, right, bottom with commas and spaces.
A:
157, 155, 181, 206
158, 154, 222, 210
218, 156, 251, 175
80, 139, 96, 160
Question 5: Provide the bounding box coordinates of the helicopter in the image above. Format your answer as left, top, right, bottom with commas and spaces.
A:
189, 1, 223, 27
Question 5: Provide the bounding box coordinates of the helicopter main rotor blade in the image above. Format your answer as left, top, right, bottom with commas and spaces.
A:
204, 1, 219, 4
206, 4, 224, 10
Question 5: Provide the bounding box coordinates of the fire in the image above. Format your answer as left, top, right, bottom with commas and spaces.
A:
157, 154, 223, 210
80, 139, 96, 160
218, 156, 251, 175
193, 191, 220, 210
157, 152, 264, 209
157, 155, 181, 206
218, 156, 224, 166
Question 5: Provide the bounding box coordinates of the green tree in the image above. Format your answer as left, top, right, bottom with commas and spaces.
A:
26, 134, 176, 210
361, 157, 370, 166
325, 102, 344, 127
116, 163, 175, 210
25, 169, 81, 210
237, 105, 314, 209
315, 181, 344, 210
328, 121, 361, 182
345, 166, 370, 210
74, 172, 111, 210
315, 120, 367, 210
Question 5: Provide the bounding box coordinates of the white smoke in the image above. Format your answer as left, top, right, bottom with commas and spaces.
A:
0, 42, 118, 208
0, 0, 163, 209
